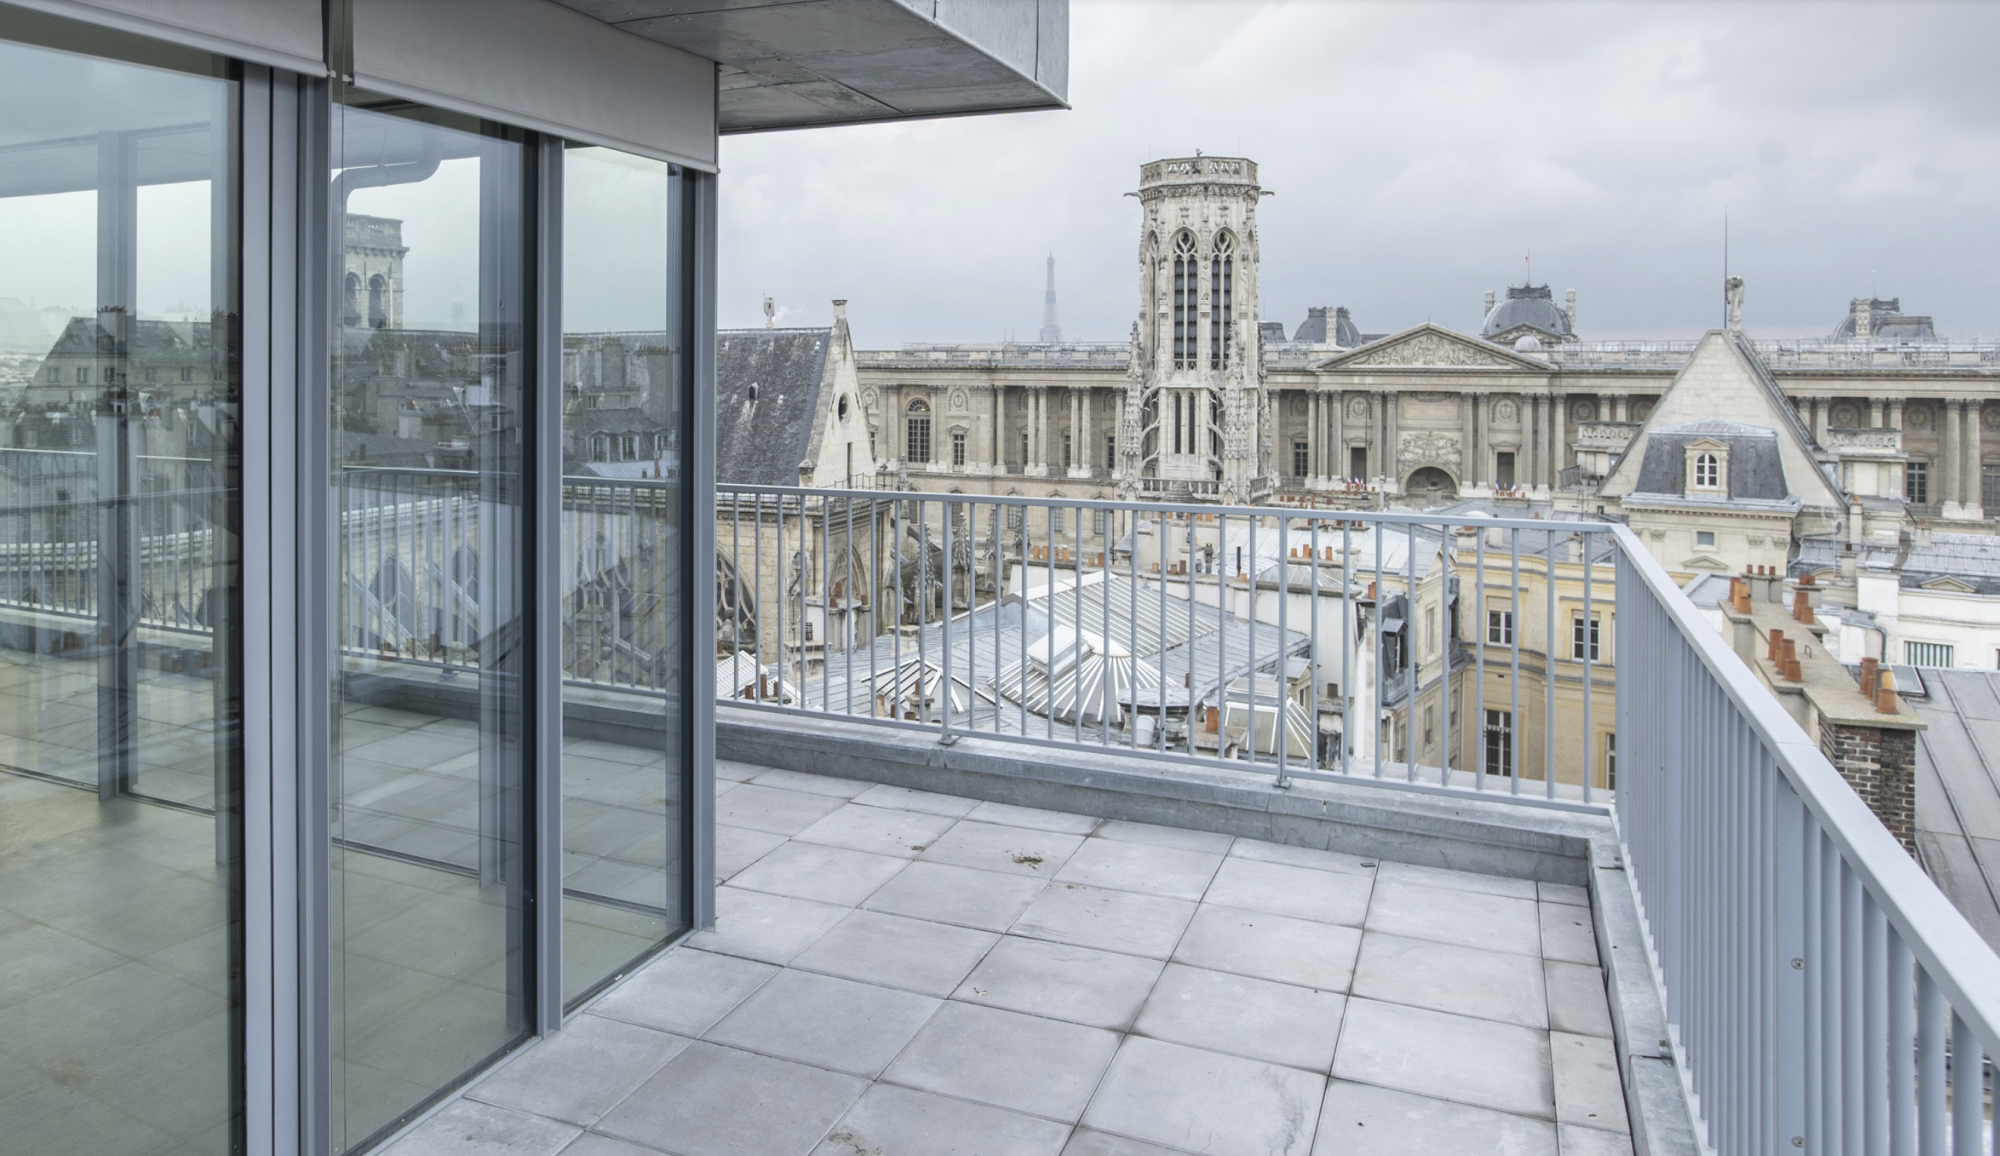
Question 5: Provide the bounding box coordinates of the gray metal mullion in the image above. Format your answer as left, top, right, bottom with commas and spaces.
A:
529, 134, 564, 1032
685, 167, 719, 931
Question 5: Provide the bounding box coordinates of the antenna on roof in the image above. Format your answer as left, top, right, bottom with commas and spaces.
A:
1722, 212, 1729, 329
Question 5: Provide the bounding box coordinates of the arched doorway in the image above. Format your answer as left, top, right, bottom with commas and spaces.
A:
1404, 466, 1458, 507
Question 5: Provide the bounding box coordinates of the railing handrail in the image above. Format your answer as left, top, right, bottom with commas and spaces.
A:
1611, 520, 2000, 1052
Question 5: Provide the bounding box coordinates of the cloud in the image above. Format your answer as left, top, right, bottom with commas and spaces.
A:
718, 0, 2000, 344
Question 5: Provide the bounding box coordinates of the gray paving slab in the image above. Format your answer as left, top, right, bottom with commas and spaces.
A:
1313, 1079, 1558, 1156
1540, 903, 1600, 965
1092, 820, 1235, 855
966, 801, 1100, 834
466, 1014, 688, 1126
1171, 904, 1361, 992
920, 820, 1088, 877
1376, 860, 1538, 899
792, 802, 962, 859
1544, 961, 1614, 1038
1202, 857, 1373, 926
954, 935, 1165, 1030
713, 759, 762, 782
725, 840, 910, 907
862, 860, 1051, 932
1012, 883, 1198, 958
713, 784, 848, 836
748, 767, 872, 798
1539, 881, 1590, 907
790, 908, 1000, 996
1350, 932, 1548, 1028
553, 1135, 660, 1156
1061, 1131, 1195, 1156
882, 1001, 1121, 1123
1550, 1031, 1629, 1135
587, 947, 778, 1037
1226, 840, 1378, 877
381, 1099, 580, 1156
715, 822, 787, 882
1081, 1036, 1324, 1156
1133, 963, 1345, 1072
812, 1082, 1071, 1156
1053, 838, 1224, 902
685, 886, 849, 965
1364, 879, 1542, 956
852, 782, 984, 817
1332, 997, 1554, 1120
704, 969, 940, 1078
1559, 1122, 1636, 1156
597, 1041, 867, 1156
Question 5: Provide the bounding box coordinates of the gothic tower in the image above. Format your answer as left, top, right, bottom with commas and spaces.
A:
1116, 156, 1269, 503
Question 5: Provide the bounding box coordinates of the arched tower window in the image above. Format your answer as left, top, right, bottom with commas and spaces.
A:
905, 398, 932, 463
367, 274, 388, 329
1210, 233, 1234, 369
1171, 233, 1197, 368
343, 272, 361, 327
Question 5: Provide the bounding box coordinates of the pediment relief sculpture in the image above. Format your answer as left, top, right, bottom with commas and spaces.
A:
1341, 331, 1524, 370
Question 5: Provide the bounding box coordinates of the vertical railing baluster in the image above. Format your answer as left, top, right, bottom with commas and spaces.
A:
1341, 520, 1351, 777
1374, 519, 1384, 780
1510, 527, 1521, 794
1950, 1013, 1983, 1156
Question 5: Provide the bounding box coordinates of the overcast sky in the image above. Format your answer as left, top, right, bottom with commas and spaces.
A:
716, 0, 2000, 347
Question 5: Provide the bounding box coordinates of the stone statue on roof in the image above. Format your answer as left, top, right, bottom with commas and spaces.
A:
763, 296, 775, 328
1725, 276, 1745, 332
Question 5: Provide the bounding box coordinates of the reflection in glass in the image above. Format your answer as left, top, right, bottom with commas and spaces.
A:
560, 146, 686, 1005
0, 34, 241, 1156
328, 97, 530, 1153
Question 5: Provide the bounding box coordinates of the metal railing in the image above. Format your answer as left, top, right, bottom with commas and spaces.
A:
1616, 522, 2000, 1156
717, 484, 1619, 811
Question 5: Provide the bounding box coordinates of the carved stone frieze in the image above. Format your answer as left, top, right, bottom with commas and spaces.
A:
1397, 430, 1462, 472
1346, 332, 1522, 369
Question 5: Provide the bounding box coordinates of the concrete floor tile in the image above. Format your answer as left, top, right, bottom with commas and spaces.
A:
380, 1100, 580, 1156
793, 803, 961, 859
1332, 998, 1554, 1119
685, 887, 849, 964
1081, 1036, 1324, 1156
1092, 821, 1234, 855
883, 1001, 1121, 1122
1203, 858, 1373, 927
1053, 838, 1223, 902
588, 947, 777, 1037
712, 824, 785, 881
920, 821, 1087, 878
467, 1015, 688, 1126
1374, 860, 1538, 900
955, 935, 1164, 1030
852, 783, 983, 817
1313, 1079, 1557, 1156
1550, 1031, 1628, 1134
714, 759, 761, 781
1351, 933, 1548, 1028
1135, 963, 1345, 1072
791, 909, 999, 996
966, 801, 1100, 834
1559, 1122, 1636, 1156
1540, 905, 1600, 965
713, 784, 847, 836
1013, 883, 1197, 958
1172, 905, 1361, 992
1226, 840, 1377, 877
1062, 1131, 1196, 1156
1364, 880, 1541, 956
863, 860, 1050, 931
813, 1083, 1070, 1156
1539, 882, 1590, 908
597, 1041, 866, 1156
554, 1136, 662, 1156
727, 841, 910, 907
747, 768, 871, 798
1544, 962, 1614, 1039
704, 969, 940, 1078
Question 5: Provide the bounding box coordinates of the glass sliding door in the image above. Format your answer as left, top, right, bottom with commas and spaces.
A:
0, 28, 242, 1156
559, 145, 688, 1005
327, 95, 533, 1152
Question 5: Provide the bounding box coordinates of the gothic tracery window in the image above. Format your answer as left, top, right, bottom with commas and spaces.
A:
1210, 232, 1234, 368
1171, 232, 1197, 368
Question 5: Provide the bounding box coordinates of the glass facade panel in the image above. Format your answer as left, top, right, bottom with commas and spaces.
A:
0, 33, 241, 1156
328, 97, 533, 1153
559, 144, 687, 1005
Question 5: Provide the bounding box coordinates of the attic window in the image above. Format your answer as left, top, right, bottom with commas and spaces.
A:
1684, 440, 1729, 495
1693, 453, 1719, 488
838, 395, 849, 420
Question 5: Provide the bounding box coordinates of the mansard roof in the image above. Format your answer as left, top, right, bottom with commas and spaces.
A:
716, 327, 831, 486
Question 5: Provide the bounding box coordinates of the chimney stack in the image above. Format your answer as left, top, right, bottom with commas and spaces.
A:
1876, 669, 1899, 714
1860, 657, 1879, 699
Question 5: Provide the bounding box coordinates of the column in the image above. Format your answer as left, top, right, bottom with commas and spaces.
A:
991, 385, 1004, 472
1887, 399, 1903, 430
1551, 393, 1566, 487
1868, 398, 1885, 427
1967, 400, 1984, 515
1306, 392, 1320, 482
1074, 387, 1092, 477
1523, 396, 1539, 487
1942, 398, 1962, 515
1369, 393, 1384, 482
1812, 397, 1830, 444
1462, 393, 1478, 487
1382, 391, 1398, 489
1330, 391, 1346, 481
1474, 395, 1489, 487
1614, 394, 1628, 422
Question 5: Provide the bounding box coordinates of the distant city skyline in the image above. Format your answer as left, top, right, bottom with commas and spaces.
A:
717, 0, 2000, 346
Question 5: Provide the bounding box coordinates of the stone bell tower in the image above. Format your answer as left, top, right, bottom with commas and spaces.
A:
1117, 155, 1270, 504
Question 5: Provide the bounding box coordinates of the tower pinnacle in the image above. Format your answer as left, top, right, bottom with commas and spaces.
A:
1039, 253, 1062, 343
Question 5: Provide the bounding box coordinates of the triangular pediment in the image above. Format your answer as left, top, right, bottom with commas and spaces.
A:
1685, 436, 1729, 453
1313, 323, 1548, 372
1682, 554, 1729, 571
1920, 576, 1976, 593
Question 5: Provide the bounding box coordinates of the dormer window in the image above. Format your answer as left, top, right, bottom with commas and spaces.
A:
1683, 438, 1729, 495
1693, 453, 1719, 488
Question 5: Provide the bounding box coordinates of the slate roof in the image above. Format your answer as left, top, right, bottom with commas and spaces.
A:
1831, 297, 1939, 343
715, 328, 830, 486
1481, 284, 1572, 341
1905, 670, 2000, 954
1290, 307, 1362, 346
1630, 420, 1789, 500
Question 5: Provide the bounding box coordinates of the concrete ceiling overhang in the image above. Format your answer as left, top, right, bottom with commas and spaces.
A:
552, 0, 1069, 133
